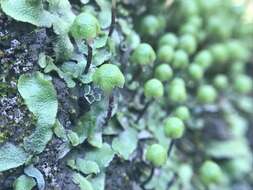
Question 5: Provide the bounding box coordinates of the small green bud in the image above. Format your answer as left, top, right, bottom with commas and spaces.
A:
207, 16, 230, 40
187, 16, 203, 28
164, 117, 185, 139
179, 23, 198, 36
155, 64, 173, 82
178, 34, 197, 55
146, 144, 167, 167
157, 16, 166, 31
197, 85, 217, 104
210, 44, 228, 64
173, 106, 190, 121
144, 78, 164, 98
126, 31, 141, 49
237, 22, 253, 37
180, 0, 199, 17
194, 50, 212, 69
140, 15, 163, 36
71, 12, 100, 40
230, 62, 245, 76
168, 78, 187, 103
225, 158, 251, 179
188, 64, 204, 80
200, 160, 223, 185
196, 31, 207, 43
158, 33, 178, 48
213, 74, 228, 90
93, 64, 125, 93
233, 74, 252, 94
131, 43, 156, 65
172, 50, 189, 69
171, 78, 185, 86
226, 41, 248, 61
197, 0, 219, 14
157, 45, 174, 63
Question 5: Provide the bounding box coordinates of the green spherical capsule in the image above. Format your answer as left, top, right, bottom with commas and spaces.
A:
180, 0, 199, 17
131, 43, 156, 65
207, 16, 230, 40
200, 160, 222, 185
188, 64, 204, 80
197, 0, 219, 15
179, 23, 198, 36
168, 78, 187, 103
93, 64, 125, 93
187, 16, 203, 28
157, 15, 166, 32
164, 117, 185, 139
197, 85, 217, 104
174, 106, 190, 121
225, 158, 251, 179
233, 74, 253, 94
178, 34, 197, 55
126, 31, 141, 49
213, 74, 228, 90
226, 41, 248, 61
230, 62, 245, 76
158, 33, 178, 48
196, 31, 207, 43
71, 12, 100, 40
172, 50, 189, 69
146, 144, 167, 167
210, 44, 229, 64
155, 64, 173, 82
140, 15, 162, 36
144, 78, 164, 98
194, 50, 213, 69
157, 45, 174, 63
171, 78, 185, 86
237, 23, 253, 38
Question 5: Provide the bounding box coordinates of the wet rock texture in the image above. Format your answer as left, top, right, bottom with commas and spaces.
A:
0, 14, 80, 190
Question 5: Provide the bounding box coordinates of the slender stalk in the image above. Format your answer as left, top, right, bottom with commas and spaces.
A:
167, 139, 175, 157
167, 172, 178, 189
103, 94, 114, 127
84, 43, 93, 74
108, 0, 116, 37
136, 99, 153, 123
120, 46, 132, 73
129, 67, 141, 84
140, 166, 155, 189
101, 0, 116, 128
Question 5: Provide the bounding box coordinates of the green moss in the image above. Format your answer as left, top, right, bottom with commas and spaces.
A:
0, 132, 8, 143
